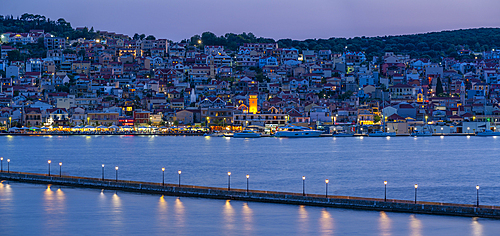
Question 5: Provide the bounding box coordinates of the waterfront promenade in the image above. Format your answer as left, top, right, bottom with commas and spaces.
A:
0, 132, 477, 137
1, 171, 498, 219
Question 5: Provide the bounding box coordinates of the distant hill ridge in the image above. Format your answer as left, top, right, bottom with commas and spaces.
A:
1, 13, 499, 61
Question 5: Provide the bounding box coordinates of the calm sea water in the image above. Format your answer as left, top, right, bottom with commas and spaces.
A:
1, 135, 500, 234
1, 181, 499, 236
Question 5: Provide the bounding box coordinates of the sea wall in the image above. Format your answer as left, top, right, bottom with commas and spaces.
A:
1, 171, 499, 219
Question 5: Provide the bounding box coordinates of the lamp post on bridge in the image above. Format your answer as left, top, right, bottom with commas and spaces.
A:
302, 176, 306, 196
384, 181, 387, 202
246, 174, 249, 193
476, 185, 480, 207
115, 166, 118, 182
325, 179, 329, 198
162, 168, 165, 186
178, 170, 181, 187
48, 160, 51, 176
414, 184, 418, 204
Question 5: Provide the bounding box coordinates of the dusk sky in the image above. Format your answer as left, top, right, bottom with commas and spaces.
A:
2, 0, 500, 41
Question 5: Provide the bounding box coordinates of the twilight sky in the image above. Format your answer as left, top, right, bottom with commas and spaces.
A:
2, 0, 500, 42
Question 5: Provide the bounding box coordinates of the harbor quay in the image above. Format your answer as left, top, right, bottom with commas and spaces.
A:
1, 171, 498, 219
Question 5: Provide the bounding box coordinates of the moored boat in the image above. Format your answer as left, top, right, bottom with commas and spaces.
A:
476, 130, 500, 136
368, 131, 396, 137
411, 131, 433, 137
233, 130, 261, 138
204, 132, 225, 137
332, 132, 354, 137
274, 125, 323, 138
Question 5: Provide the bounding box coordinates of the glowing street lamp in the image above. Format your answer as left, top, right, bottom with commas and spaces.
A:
325, 179, 329, 197
178, 170, 181, 187
227, 172, 231, 191
59, 162, 62, 177
48, 160, 51, 176
302, 176, 306, 196
0, 157, 3, 172
102, 164, 105, 180
9, 117, 12, 128
476, 185, 480, 207
246, 174, 249, 193
7, 159, 10, 173
414, 184, 418, 204
384, 181, 387, 202
115, 166, 118, 182
162, 168, 165, 186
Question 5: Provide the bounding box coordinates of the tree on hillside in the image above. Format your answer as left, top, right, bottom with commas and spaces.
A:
7, 50, 22, 61
436, 77, 444, 96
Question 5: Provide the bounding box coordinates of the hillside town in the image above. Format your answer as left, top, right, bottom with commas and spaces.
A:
1, 28, 500, 135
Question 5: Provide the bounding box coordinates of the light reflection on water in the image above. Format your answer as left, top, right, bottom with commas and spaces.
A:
297, 205, 309, 234
42, 185, 66, 234
242, 202, 253, 233
0, 180, 13, 229
409, 214, 422, 236
319, 208, 334, 236
156, 195, 168, 234
223, 200, 235, 233
471, 218, 483, 236
110, 192, 124, 233
379, 211, 391, 236
174, 197, 186, 231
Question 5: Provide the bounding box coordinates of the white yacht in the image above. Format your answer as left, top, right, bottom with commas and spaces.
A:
368, 131, 396, 137
204, 132, 224, 137
233, 130, 261, 138
476, 130, 500, 136
274, 125, 323, 138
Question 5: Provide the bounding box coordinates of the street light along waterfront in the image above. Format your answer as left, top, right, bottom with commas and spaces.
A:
476, 185, 480, 207
7, 159, 10, 173
101, 164, 104, 180
415, 184, 418, 204
48, 160, 51, 176
325, 179, 329, 197
246, 174, 249, 193
384, 181, 387, 202
115, 166, 118, 182
302, 176, 306, 196
59, 162, 62, 177
162, 168, 165, 186
227, 172, 231, 190
178, 170, 181, 187
0, 157, 3, 172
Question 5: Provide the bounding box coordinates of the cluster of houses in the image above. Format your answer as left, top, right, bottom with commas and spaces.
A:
1, 28, 500, 134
